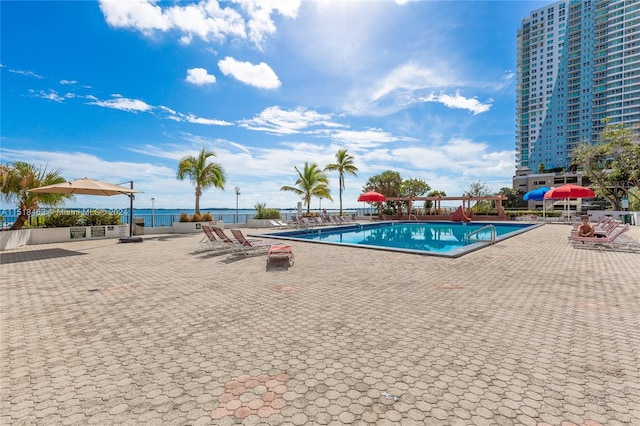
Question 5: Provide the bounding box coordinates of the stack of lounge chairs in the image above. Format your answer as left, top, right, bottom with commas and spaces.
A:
283, 214, 355, 229
568, 219, 639, 251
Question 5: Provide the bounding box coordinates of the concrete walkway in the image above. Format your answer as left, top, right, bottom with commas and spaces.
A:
1, 224, 639, 425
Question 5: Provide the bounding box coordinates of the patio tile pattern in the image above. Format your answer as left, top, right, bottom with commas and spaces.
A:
1, 224, 639, 425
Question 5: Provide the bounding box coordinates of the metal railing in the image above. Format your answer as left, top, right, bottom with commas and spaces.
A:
1, 210, 368, 229
465, 224, 496, 245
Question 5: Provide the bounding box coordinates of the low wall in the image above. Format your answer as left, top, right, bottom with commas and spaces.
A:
1, 220, 242, 250
170, 221, 226, 234
0, 229, 30, 251
1, 225, 129, 250
586, 210, 638, 226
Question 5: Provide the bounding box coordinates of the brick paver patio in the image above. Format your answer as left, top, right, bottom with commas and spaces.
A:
1, 223, 639, 425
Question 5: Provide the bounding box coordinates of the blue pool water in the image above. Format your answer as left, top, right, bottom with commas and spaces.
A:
262, 221, 539, 257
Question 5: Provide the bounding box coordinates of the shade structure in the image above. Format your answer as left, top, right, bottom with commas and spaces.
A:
29, 177, 140, 196
29, 177, 141, 239
523, 187, 551, 219
358, 191, 385, 219
357, 191, 386, 202
523, 187, 550, 201
543, 184, 595, 200
543, 184, 595, 221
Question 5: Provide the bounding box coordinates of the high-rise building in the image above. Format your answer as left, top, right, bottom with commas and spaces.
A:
515, 0, 640, 173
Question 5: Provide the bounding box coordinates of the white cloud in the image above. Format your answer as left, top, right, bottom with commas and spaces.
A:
420, 92, 492, 115
185, 68, 216, 85
98, 0, 300, 47
8, 68, 43, 79
29, 89, 64, 102
344, 62, 460, 116
238, 106, 341, 134
60, 79, 78, 85
238, 0, 300, 46
330, 129, 415, 150
218, 56, 281, 89
371, 62, 456, 103
88, 96, 153, 112
183, 114, 232, 126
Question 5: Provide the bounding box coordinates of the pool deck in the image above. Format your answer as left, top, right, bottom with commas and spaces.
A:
1, 223, 639, 425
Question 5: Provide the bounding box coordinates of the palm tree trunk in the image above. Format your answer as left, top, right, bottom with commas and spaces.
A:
195, 187, 201, 215
339, 176, 344, 215
10, 213, 29, 230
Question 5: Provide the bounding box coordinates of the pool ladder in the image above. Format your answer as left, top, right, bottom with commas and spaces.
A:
465, 224, 496, 245
409, 214, 419, 222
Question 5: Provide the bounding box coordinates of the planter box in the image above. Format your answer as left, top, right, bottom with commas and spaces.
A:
0, 225, 129, 250
171, 221, 224, 233
246, 218, 277, 228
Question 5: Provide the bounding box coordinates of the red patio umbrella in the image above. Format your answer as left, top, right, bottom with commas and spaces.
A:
358, 191, 386, 218
544, 184, 595, 221
543, 184, 595, 200
357, 191, 386, 202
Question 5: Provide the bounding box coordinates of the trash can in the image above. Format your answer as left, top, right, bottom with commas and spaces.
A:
622, 214, 633, 225
133, 218, 145, 235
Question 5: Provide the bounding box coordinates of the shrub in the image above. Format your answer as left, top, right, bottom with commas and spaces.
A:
83, 210, 121, 225
254, 203, 281, 219
178, 212, 212, 222
44, 211, 82, 227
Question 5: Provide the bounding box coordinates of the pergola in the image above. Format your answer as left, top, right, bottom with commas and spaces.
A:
383, 195, 509, 220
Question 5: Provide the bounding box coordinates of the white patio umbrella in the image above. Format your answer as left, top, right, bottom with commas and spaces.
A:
30, 177, 141, 239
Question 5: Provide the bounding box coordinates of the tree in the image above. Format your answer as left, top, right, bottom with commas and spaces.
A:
400, 178, 430, 198
281, 162, 332, 215
324, 149, 358, 215
363, 170, 403, 196
424, 190, 446, 210
0, 162, 70, 230
573, 121, 640, 210
399, 178, 430, 215
466, 180, 492, 211
499, 187, 527, 209
176, 148, 226, 215
363, 171, 403, 215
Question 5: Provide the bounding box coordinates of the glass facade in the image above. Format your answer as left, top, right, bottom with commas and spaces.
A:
516, 0, 640, 172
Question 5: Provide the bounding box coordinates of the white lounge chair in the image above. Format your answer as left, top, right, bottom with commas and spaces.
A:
230, 229, 280, 256
568, 224, 630, 249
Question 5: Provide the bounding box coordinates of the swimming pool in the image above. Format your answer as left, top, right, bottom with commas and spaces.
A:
261, 221, 540, 257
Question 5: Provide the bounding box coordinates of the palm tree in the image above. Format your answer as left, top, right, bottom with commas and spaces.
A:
0, 162, 70, 230
324, 149, 358, 215
281, 162, 332, 215
176, 148, 226, 215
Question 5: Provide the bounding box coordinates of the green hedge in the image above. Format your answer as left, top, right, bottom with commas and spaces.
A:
254, 202, 281, 219
43, 210, 122, 227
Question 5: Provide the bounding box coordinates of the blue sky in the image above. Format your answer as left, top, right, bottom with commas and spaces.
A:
1, 0, 547, 210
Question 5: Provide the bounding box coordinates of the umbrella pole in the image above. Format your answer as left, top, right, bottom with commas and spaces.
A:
129, 181, 134, 237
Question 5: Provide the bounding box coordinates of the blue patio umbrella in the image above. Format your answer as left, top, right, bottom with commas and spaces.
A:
523, 187, 550, 201
523, 187, 550, 218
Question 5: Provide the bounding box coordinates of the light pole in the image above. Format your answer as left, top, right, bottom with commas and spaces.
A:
234, 186, 240, 223
319, 196, 322, 213
151, 198, 155, 228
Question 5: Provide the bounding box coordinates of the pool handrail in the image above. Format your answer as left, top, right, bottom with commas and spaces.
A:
465, 224, 496, 245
